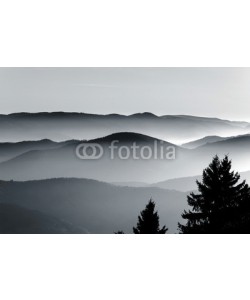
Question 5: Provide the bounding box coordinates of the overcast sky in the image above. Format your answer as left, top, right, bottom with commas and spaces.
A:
0, 68, 250, 121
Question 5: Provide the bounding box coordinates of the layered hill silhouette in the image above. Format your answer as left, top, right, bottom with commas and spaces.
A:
1, 131, 250, 183
0, 112, 249, 144
1, 112, 250, 234
0, 178, 187, 233
0, 139, 73, 163
0, 132, 186, 182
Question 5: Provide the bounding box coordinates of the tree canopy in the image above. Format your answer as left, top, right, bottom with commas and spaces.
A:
133, 199, 168, 234
179, 155, 250, 233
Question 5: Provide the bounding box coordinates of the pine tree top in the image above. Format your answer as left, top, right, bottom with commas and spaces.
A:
133, 199, 168, 234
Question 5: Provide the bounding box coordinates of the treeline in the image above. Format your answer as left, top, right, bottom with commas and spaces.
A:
116, 155, 250, 234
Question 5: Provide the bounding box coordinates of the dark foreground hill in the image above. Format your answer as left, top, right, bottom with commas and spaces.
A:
0, 203, 86, 234
0, 178, 187, 233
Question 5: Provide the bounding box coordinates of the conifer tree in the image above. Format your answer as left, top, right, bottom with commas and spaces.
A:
179, 155, 250, 233
133, 199, 168, 234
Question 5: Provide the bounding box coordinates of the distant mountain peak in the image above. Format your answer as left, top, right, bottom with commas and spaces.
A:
89, 132, 162, 143
129, 112, 158, 118
88, 132, 179, 148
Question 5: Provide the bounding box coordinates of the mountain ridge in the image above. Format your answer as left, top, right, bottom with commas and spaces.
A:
1, 112, 249, 144
0, 111, 249, 124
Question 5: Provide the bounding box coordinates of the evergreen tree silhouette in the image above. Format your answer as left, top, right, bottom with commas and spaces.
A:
133, 199, 168, 234
179, 155, 250, 233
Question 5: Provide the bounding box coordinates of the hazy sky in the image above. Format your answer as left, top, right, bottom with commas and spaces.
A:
1, 68, 250, 121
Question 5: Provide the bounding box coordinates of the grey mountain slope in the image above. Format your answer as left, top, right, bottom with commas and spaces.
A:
0, 112, 249, 144
0, 203, 86, 234
182, 133, 250, 150
0, 139, 74, 163
0, 178, 188, 234
196, 134, 250, 149
112, 181, 150, 188
166, 114, 248, 126
152, 175, 202, 192
151, 170, 250, 192
182, 136, 228, 149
